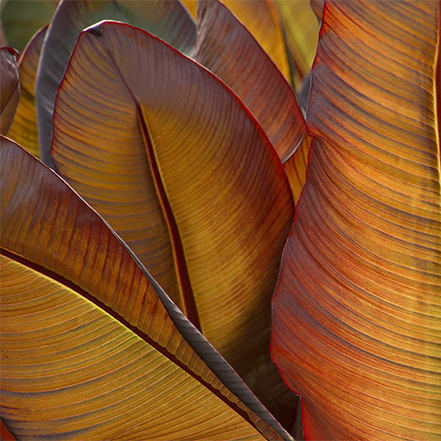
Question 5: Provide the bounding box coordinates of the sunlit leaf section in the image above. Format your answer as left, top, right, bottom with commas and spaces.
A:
0, 137, 289, 441
272, 1, 441, 440
0, 255, 268, 441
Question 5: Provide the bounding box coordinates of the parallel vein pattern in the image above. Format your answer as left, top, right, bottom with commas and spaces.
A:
272, 1, 441, 440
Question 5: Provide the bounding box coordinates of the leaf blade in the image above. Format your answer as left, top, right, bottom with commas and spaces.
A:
50, 21, 295, 427
272, 1, 441, 439
0, 136, 291, 441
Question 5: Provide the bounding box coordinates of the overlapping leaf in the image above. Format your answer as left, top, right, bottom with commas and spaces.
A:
0, 137, 292, 441
49, 21, 295, 426
0, 47, 19, 135
35, 0, 196, 167
7, 26, 47, 157
274, 0, 320, 90
195, 0, 306, 164
272, 1, 441, 439
220, 0, 292, 86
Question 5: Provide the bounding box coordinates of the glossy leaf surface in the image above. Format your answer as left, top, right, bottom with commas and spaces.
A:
272, 1, 441, 440
0, 48, 19, 135
35, 0, 196, 167
7, 26, 47, 158
196, 0, 306, 164
50, 21, 295, 426
0, 137, 291, 441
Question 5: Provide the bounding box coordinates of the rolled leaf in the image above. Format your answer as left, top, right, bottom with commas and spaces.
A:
0, 47, 19, 135
0, 136, 292, 441
35, 0, 196, 167
272, 1, 441, 440
7, 26, 47, 157
195, 0, 306, 163
50, 21, 295, 427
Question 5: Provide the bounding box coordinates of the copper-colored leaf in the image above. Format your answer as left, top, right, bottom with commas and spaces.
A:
274, 0, 320, 89
35, 0, 196, 167
221, 0, 292, 86
283, 134, 311, 203
0, 136, 292, 441
272, 1, 441, 440
195, 0, 306, 164
7, 26, 47, 157
0, 47, 19, 135
50, 21, 295, 427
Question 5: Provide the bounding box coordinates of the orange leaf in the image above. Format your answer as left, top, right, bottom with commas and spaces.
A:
49, 21, 295, 427
0, 136, 291, 441
195, 0, 306, 164
272, 1, 441, 439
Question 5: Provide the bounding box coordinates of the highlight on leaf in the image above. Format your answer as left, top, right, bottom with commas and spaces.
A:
272, 1, 441, 440
0, 136, 293, 441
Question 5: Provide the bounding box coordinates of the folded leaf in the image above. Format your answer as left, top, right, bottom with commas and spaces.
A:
272, 1, 441, 440
0, 136, 292, 441
35, 0, 196, 167
196, 0, 306, 164
50, 21, 295, 427
7, 26, 47, 158
0, 47, 20, 135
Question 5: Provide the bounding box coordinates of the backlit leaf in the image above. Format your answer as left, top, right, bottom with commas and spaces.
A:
7, 26, 47, 158
195, 0, 306, 164
0, 47, 19, 135
0, 136, 292, 441
272, 1, 441, 440
221, 0, 292, 86
274, 0, 320, 89
35, 0, 196, 167
49, 21, 295, 428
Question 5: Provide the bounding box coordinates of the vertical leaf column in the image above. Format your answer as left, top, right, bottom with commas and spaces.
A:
272, 1, 441, 440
